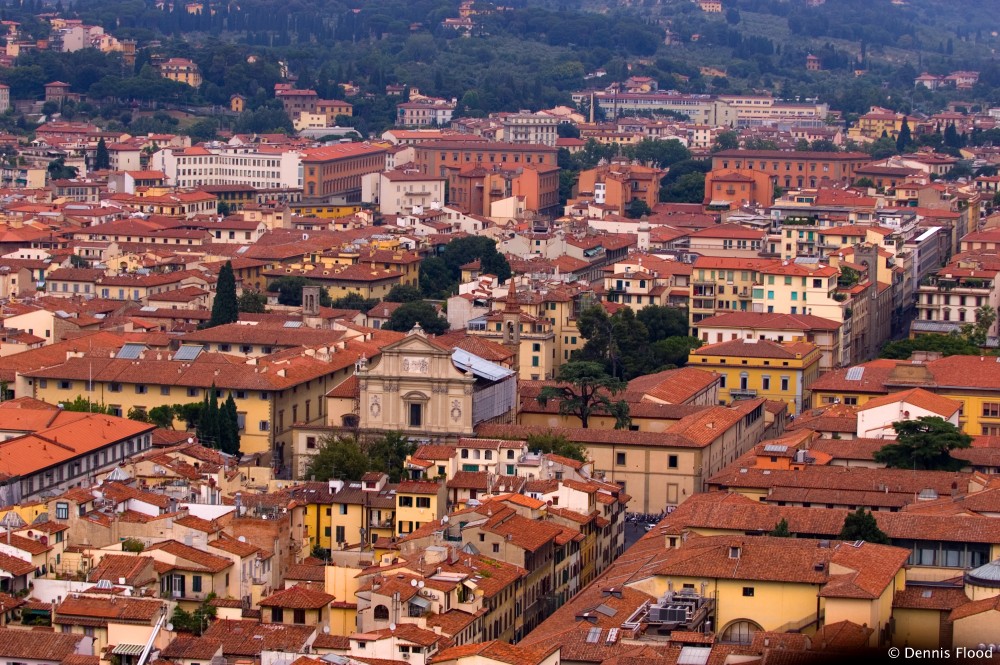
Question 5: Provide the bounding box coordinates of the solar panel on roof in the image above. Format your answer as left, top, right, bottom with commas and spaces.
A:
283, 321, 303, 328
139, 306, 157, 312
845, 366, 865, 381
585, 628, 602, 644
236, 245, 250, 254
173, 344, 204, 361
605, 628, 619, 644
763, 444, 788, 453
116, 343, 147, 360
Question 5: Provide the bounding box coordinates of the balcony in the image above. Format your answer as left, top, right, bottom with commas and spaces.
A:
729, 388, 758, 399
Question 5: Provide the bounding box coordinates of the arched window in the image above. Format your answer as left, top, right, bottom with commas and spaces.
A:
373, 605, 389, 620
720, 619, 762, 644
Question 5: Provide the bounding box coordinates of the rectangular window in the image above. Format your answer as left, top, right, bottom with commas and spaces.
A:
416, 497, 431, 508
56, 502, 69, 520
742, 587, 754, 597
616, 452, 626, 466
762, 376, 770, 390
668, 455, 678, 469
335, 526, 345, 543
293, 609, 306, 624
192, 575, 202, 593
781, 376, 789, 391
306, 436, 317, 449
983, 403, 1000, 418
161, 386, 171, 396
399, 496, 414, 507
259, 420, 270, 432
409, 403, 422, 428
271, 607, 284, 623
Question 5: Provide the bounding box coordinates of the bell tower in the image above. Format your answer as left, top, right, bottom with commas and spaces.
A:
501, 278, 521, 375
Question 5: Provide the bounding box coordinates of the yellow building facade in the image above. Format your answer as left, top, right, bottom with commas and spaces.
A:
689, 338, 821, 414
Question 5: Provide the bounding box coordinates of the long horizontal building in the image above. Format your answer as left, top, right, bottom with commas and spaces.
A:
571, 91, 737, 126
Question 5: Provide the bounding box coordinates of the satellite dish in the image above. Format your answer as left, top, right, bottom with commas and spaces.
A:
187, 437, 195, 445
323, 626, 331, 634
410, 579, 418, 587
389, 623, 396, 632
441, 516, 449, 524
418, 581, 424, 589
166, 623, 174, 632
238, 536, 247, 542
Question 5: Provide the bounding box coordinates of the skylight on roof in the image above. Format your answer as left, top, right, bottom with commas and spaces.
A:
845, 367, 865, 381
283, 321, 303, 328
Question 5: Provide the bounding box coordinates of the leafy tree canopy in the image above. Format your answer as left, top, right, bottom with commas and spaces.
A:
305, 435, 371, 481
838, 507, 890, 545
537, 360, 629, 429
873, 416, 972, 471
524, 432, 588, 463
267, 277, 333, 307
384, 301, 450, 335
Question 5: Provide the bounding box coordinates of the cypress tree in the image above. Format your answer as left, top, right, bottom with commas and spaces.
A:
896, 117, 912, 153
209, 261, 238, 327
222, 393, 240, 455
95, 138, 110, 170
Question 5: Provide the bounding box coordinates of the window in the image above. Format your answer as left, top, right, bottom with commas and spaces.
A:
780, 376, 789, 391
416, 497, 431, 508
335, 526, 345, 543
192, 575, 202, 593
399, 496, 414, 507
271, 607, 284, 622
493, 543, 500, 553
762, 376, 770, 390
293, 609, 306, 624
56, 502, 68, 520
721, 620, 760, 644
742, 587, 754, 597
306, 436, 317, 449
409, 403, 423, 428
136, 384, 148, 394
187, 387, 200, 397
668, 455, 678, 469
339, 504, 347, 515
616, 452, 626, 466
58, 380, 71, 390
983, 403, 1000, 418
161, 386, 171, 396
259, 420, 270, 432
718, 375, 726, 388
109, 382, 122, 393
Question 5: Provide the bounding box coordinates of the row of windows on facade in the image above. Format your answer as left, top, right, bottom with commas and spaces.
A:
179, 169, 281, 178
722, 160, 835, 172
23, 436, 150, 493
616, 452, 679, 467
716, 374, 792, 392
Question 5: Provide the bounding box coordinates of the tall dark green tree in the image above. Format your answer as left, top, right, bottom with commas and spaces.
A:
209, 261, 238, 327
94, 137, 110, 170
384, 301, 449, 335
220, 393, 241, 455
305, 434, 371, 481
896, 117, 912, 153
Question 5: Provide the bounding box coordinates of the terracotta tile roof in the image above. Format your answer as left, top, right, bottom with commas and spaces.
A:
366, 623, 443, 647
668, 400, 765, 446
412, 444, 457, 461
893, 585, 970, 611
425, 609, 480, 637
809, 359, 899, 394
258, 584, 335, 609
708, 465, 969, 498
692, 338, 819, 360
787, 404, 859, 433
88, 554, 156, 587
0, 593, 24, 614
949, 594, 1000, 621
202, 620, 315, 656
809, 621, 873, 650
477, 507, 563, 552
856, 387, 961, 417
625, 367, 718, 404
145, 540, 232, 573
160, 636, 223, 661
0, 628, 85, 661
432, 640, 559, 665
55, 595, 162, 623
695, 311, 842, 332
313, 634, 351, 649
662, 491, 1000, 544
0, 550, 36, 576
447, 471, 524, 493
285, 562, 326, 582
398, 480, 443, 494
